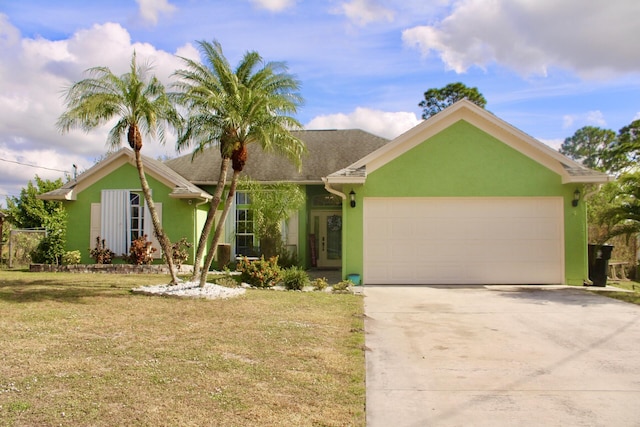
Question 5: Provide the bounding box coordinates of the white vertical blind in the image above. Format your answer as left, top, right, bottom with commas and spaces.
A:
101, 190, 129, 255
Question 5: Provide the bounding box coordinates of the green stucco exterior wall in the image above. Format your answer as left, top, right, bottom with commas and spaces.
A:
342, 120, 588, 285
64, 163, 199, 264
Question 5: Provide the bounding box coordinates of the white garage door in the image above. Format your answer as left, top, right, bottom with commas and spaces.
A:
363, 197, 564, 285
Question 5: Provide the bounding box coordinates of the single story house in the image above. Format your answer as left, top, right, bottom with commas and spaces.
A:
40, 100, 609, 285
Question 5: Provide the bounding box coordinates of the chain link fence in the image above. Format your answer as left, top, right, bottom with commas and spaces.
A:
7, 228, 47, 268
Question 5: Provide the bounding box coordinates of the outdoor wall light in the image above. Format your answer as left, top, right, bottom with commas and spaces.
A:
572, 189, 580, 207
349, 190, 356, 208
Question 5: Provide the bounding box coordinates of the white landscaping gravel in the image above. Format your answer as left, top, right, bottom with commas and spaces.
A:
131, 281, 246, 299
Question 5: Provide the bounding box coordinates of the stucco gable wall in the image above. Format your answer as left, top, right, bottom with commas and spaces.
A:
365, 120, 563, 197
65, 163, 196, 264
343, 120, 587, 286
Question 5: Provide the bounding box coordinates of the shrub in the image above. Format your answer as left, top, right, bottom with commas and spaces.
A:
62, 250, 81, 265
311, 277, 329, 291
214, 275, 240, 288
89, 236, 114, 264
31, 233, 65, 265
236, 256, 282, 288
276, 245, 299, 268
332, 280, 353, 294
282, 266, 310, 290
31, 217, 67, 265
169, 237, 192, 267
125, 235, 156, 265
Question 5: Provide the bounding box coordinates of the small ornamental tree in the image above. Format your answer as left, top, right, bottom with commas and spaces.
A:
238, 179, 305, 260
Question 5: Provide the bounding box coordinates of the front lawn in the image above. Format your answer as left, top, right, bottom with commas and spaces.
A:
0, 271, 365, 426
597, 280, 640, 305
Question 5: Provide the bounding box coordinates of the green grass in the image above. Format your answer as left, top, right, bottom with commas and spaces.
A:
593, 280, 640, 305
0, 271, 365, 426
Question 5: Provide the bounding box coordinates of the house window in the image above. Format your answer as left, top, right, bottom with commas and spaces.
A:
130, 192, 144, 242
235, 191, 256, 256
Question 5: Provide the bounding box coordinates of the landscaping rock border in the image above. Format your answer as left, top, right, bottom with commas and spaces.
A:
29, 263, 194, 275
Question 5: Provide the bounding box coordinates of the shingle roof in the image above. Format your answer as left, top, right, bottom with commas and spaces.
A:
164, 129, 390, 184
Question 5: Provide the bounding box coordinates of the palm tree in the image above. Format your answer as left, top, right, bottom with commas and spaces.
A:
173, 40, 306, 287
57, 52, 182, 284
600, 173, 640, 241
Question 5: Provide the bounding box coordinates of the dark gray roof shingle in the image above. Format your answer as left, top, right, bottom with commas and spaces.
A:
164, 129, 389, 184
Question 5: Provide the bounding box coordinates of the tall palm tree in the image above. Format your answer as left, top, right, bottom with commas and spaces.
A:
57, 53, 182, 284
173, 40, 306, 287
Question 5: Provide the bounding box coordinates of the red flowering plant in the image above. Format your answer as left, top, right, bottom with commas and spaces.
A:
236, 256, 282, 288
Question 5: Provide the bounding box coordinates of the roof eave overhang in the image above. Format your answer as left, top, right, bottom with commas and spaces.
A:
37, 189, 76, 201
561, 175, 612, 184
169, 191, 213, 201
324, 176, 367, 185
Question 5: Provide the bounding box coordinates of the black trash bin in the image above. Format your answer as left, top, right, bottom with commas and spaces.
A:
587, 244, 614, 287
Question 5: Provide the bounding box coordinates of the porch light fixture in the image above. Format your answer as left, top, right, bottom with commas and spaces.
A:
349, 190, 356, 208
572, 189, 580, 207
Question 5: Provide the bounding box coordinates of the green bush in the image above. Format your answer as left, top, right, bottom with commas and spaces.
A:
214, 275, 240, 288
311, 277, 328, 291
332, 280, 353, 294
236, 256, 282, 288
276, 245, 299, 268
31, 232, 66, 265
282, 266, 309, 290
62, 250, 81, 265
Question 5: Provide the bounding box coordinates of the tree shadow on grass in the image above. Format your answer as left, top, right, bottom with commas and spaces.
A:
0, 281, 134, 304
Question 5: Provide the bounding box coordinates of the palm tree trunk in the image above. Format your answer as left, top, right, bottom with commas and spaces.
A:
133, 149, 179, 285
199, 170, 240, 288
191, 157, 230, 281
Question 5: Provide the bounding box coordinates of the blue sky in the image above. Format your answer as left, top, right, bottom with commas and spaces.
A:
1, 0, 639, 207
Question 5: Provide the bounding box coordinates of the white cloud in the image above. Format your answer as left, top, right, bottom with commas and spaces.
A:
249, 0, 297, 12
136, 0, 177, 25
634, 112, 640, 121
562, 110, 607, 130
0, 18, 193, 204
306, 107, 419, 139
0, 13, 20, 48
0, 144, 91, 206
337, 0, 395, 26
586, 111, 606, 127
402, 0, 640, 78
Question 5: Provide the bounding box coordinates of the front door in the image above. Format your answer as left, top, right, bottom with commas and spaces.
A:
312, 211, 342, 268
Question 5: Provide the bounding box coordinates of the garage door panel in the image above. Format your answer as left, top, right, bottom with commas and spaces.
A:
363, 197, 564, 285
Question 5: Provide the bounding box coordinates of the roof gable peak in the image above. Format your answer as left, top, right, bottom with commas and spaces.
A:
329, 100, 608, 184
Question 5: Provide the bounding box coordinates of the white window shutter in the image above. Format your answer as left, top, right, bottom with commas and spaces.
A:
101, 190, 129, 255
90, 203, 101, 249
144, 202, 162, 259
285, 211, 299, 245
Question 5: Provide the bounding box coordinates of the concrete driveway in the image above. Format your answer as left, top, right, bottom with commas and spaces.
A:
364, 285, 640, 427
